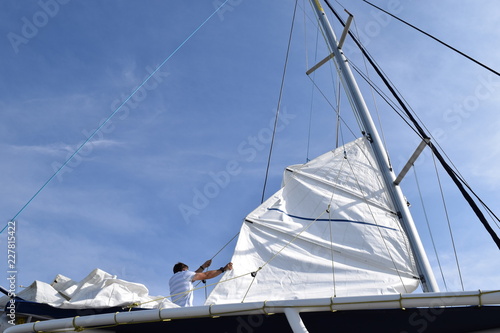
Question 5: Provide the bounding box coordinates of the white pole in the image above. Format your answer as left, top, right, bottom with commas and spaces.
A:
6, 291, 500, 333
284, 308, 310, 333
309, 0, 439, 292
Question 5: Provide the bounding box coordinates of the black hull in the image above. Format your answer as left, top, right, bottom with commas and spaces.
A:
110, 306, 500, 333
9, 298, 500, 332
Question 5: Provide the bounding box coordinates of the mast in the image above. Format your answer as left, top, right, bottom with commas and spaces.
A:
310, 0, 439, 292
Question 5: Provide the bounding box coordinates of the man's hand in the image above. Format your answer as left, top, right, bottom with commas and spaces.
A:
192, 262, 234, 281
195, 260, 213, 273
201, 259, 212, 269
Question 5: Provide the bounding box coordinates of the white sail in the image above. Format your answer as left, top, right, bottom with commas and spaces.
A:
206, 137, 419, 304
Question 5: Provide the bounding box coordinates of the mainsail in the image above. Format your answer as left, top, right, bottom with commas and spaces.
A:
206, 137, 419, 304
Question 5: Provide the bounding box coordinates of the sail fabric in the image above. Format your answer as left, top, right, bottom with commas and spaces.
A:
0, 269, 177, 309
206, 137, 419, 304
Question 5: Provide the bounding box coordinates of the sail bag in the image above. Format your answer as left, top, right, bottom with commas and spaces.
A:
206, 137, 419, 304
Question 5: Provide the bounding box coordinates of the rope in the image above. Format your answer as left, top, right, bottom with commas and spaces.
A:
305, 75, 357, 141
305, 26, 320, 162
302, 0, 310, 70
362, 0, 500, 77
210, 231, 239, 260
328, 209, 337, 297
348, 61, 420, 137
325, 153, 350, 297
0, 0, 232, 234
303, 0, 343, 158
334, 79, 342, 148
261, 0, 299, 203
309, 0, 365, 134
194, 232, 239, 300
351, 15, 392, 170
431, 153, 464, 291
413, 165, 448, 291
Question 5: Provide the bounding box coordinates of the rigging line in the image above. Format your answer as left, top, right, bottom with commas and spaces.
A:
349, 61, 421, 138
210, 231, 239, 260
362, 0, 500, 77
308, 0, 366, 136
0, 0, 232, 234
306, 3, 342, 149
260, 0, 299, 204
351, 16, 392, 170
332, 0, 347, 11
324, 39, 342, 148
446, 169, 500, 229
300, 0, 324, 32
347, 28, 476, 194
306, 75, 358, 141
306, 25, 321, 162
431, 153, 465, 291
335, 80, 342, 148
346, 52, 432, 147
327, 58, 346, 150
350, 54, 495, 203
427, 140, 500, 229
328, 210, 337, 297
325, 1, 451, 149
342, 10, 495, 176
324, 153, 350, 297
322, 7, 425, 141
306, 82, 314, 162
193, 231, 238, 282
192, 231, 240, 293
302, 0, 309, 69
345, 140, 411, 292
412, 165, 449, 291
324, 1, 500, 250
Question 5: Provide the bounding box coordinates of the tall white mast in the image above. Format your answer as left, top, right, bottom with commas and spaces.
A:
310, 0, 439, 292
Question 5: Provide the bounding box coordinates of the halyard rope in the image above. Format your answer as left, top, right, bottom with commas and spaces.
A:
1, 0, 232, 234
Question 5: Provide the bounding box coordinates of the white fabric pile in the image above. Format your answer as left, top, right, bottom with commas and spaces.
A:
0, 268, 176, 310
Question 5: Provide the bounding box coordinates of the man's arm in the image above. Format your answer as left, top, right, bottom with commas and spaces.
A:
193, 262, 233, 281
195, 259, 212, 273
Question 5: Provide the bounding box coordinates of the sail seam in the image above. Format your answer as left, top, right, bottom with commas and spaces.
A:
265, 208, 397, 231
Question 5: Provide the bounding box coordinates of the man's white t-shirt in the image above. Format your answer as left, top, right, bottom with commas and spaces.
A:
169, 270, 196, 307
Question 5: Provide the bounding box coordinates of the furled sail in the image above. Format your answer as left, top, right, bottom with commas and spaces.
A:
206, 137, 419, 304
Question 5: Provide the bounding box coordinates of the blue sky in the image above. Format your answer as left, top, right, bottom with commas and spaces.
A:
1, 0, 499, 306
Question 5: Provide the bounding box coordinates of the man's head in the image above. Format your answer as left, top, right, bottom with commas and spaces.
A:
173, 262, 188, 274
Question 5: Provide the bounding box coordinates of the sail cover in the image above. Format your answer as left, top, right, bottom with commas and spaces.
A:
206, 137, 419, 304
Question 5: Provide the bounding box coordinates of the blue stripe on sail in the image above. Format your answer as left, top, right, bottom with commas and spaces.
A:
266, 208, 398, 231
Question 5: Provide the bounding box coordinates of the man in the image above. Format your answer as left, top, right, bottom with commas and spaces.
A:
169, 259, 233, 307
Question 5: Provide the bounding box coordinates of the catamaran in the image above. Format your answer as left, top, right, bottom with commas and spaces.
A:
3, 1, 500, 332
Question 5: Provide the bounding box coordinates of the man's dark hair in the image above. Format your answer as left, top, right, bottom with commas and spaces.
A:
173, 262, 188, 274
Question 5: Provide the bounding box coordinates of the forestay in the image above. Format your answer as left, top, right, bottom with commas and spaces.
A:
206, 137, 419, 304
